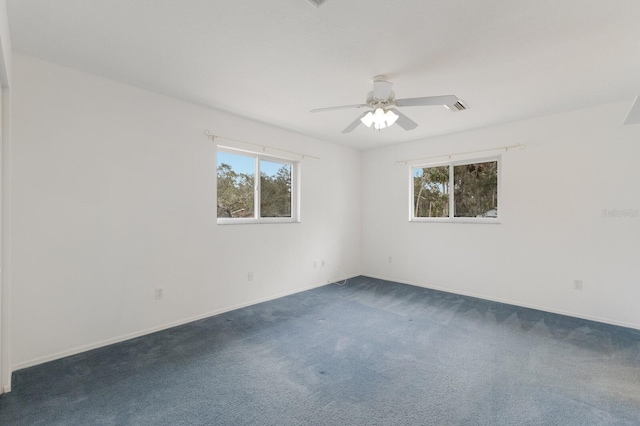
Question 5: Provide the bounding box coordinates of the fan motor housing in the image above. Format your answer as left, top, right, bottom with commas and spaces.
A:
367, 90, 395, 106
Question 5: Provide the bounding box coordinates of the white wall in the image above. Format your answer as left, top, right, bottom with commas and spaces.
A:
11, 54, 361, 369
0, 0, 12, 394
10, 52, 640, 374
362, 100, 640, 329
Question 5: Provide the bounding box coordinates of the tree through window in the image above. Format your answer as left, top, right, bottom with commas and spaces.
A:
217, 149, 298, 223
412, 158, 499, 221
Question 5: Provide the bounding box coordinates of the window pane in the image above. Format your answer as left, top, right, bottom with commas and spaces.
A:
453, 161, 498, 218
413, 166, 450, 217
260, 160, 292, 218
217, 152, 255, 218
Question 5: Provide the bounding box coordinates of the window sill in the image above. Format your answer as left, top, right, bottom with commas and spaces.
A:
409, 217, 501, 224
217, 218, 300, 225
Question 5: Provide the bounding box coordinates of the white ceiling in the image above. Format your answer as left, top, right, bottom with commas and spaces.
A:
7, 0, 640, 149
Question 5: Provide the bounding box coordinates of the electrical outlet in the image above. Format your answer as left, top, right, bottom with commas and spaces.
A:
248, 272, 254, 281
321, 260, 325, 267
388, 256, 393, 263
573, 280, 583, 290
155, 288, 164, 300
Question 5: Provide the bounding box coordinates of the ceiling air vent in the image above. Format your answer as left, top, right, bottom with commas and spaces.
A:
444, 100, 468, 112
306, 0, 328, 8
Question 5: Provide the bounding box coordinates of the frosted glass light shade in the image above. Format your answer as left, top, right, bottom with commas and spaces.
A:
360, 111, 374, 127
385, 110, 399, 126
361, 108, 399, 130
373, 121, 387, 130
373, 108, 386, 122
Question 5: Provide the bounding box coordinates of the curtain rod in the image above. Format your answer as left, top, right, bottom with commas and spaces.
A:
204, 130, 320, 160
397, 143, 525, 165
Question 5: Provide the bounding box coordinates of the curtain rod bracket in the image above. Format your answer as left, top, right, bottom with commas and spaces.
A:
204, 130, 217, 141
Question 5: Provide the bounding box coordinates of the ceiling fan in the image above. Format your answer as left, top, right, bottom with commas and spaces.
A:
311, 75, 468, 134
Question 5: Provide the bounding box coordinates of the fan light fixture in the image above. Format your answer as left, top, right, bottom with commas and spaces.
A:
310, 76, 466, 134
361, 108, 399, 130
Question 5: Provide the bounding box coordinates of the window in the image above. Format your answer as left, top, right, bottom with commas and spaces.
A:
217, 148, 298, 224
411, 157, 499, 222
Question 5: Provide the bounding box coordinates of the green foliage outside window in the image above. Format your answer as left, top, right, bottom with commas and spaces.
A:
217, 163, 255, 218
217, 152, 293, 219
453, 162, 498, 217
414, 166, 449, 218
413, 160, 498, 219
260, 162, 291, 217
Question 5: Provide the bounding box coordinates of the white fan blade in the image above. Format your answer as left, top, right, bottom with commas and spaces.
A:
373, 80, 393, 100
395, 95, 459, 107
623, 96, 640, 125
389, 108, 418, 130
341, 112, 369, 134
311, 104, 367, 113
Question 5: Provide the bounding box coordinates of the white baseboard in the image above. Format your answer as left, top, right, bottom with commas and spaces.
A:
16, 271, 633, 384
11, 273, 361, 373
363, 273, 640, 332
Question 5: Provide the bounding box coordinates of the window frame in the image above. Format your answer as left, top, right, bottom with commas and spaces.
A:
409, 155, 501, 224
216, 146, 300, 225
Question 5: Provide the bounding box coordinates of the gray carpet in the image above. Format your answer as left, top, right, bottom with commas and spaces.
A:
1, 276, 640, 425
